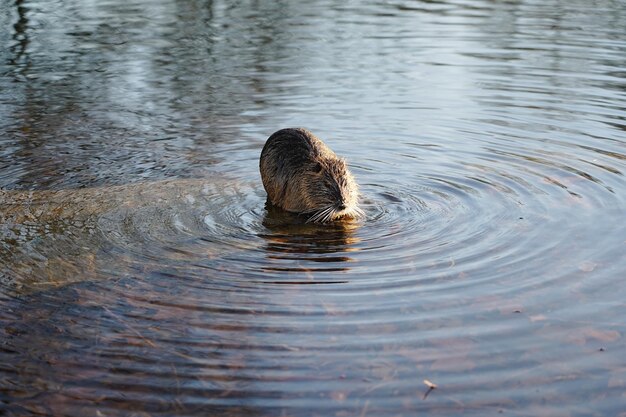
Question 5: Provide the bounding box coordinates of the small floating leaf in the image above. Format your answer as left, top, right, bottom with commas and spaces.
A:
423, 379, 437, 389
423, 379, 438, 400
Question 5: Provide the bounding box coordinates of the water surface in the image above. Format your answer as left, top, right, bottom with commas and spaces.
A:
1, 0, 625, 416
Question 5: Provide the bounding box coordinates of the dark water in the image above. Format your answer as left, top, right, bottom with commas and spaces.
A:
1, 0, 625, 415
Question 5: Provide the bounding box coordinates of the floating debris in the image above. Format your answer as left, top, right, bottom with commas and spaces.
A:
423, 379, 438, 399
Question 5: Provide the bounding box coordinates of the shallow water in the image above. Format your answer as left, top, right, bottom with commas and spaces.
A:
1, 0, 625, 415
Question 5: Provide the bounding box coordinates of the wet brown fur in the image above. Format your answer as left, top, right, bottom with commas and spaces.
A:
260, 128, 362, 223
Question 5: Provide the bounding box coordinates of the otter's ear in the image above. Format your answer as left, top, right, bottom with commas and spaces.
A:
312, 162, 323, 173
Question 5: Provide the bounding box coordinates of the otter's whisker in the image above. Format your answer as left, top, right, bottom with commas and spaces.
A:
318, 206, 335, 223
307, 205, 333, 223
317, 206, 335, 223
307, 212, 321, 223
309, 212, 324, 223
351, 206, 366, 219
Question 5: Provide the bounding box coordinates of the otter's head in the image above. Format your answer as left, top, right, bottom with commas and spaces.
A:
301, 157, 363, 223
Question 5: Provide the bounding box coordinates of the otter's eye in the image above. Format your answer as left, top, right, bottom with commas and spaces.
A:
312, 163, 323, 173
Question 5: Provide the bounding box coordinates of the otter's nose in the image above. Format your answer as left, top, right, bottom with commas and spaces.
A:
338, 203, 347, 211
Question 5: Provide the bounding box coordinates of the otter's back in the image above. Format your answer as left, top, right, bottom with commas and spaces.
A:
260, 128, 334, 207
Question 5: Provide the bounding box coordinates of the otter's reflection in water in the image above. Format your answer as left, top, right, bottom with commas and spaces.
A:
258, 202, 361, 283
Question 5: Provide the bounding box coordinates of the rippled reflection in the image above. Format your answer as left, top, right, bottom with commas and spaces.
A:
1, 0, 626, 416
260, 205, 361, 281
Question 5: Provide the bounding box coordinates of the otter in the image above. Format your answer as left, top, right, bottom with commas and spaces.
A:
260, 128, 363, 223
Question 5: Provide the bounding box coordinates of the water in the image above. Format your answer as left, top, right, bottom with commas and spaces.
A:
1, 0, 625, 415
